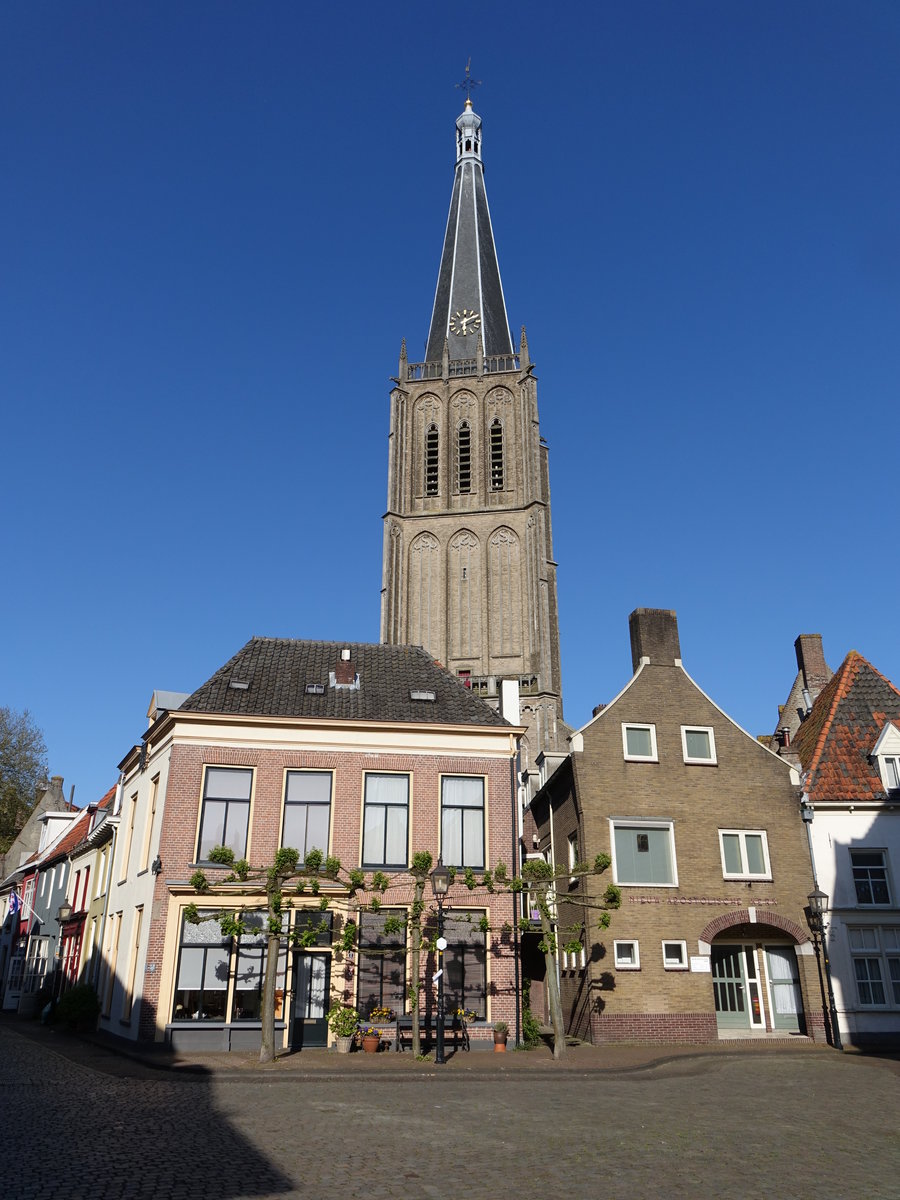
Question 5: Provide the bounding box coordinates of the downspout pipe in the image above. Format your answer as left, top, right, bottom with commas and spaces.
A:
511, 751, 521, 1049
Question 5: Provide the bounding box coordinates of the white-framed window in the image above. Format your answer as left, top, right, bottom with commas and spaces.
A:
881, 755, 900, 791
441, 775, 485, 869
662, 940, 688, 970
24, 936, 50, 993
719, 830, 772, 881
282, 770, 333, 859
621, 723, 658, 762
848, 927, 900, 1007
562, 945, 586, 971
680, 725, 717, 765
611, 820, 677, 886
196, 767, 253, 862
614, 940, 640, 970
568, 831, 580, 883
362, 773, 409, 869
850, 849, 891, 906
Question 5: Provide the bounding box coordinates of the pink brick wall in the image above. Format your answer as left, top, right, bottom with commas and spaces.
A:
139, 738, 518, 1043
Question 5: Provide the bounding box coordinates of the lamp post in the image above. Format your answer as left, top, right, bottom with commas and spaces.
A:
805, 887, 842, 1051
56, 902, 73, 1002
430, 859, 450, 1065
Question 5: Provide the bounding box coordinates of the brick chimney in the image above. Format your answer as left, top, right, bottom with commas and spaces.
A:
629, 608, 681, 672
794, 634, 830, 695
334, 648, 356, 686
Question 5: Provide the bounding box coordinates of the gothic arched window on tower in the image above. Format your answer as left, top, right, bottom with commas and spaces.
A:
425, 424, 439, 496
490, 419, 504, 491
458, 421, 472, 493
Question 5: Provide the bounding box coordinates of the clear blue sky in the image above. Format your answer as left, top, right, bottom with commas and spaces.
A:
3, 2, 899, 807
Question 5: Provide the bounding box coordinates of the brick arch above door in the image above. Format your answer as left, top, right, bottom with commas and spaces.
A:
700, 909, 810, 946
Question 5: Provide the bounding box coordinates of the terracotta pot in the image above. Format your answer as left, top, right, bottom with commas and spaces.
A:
362, 1034, 380, 1054
493, 1031, 508, 1052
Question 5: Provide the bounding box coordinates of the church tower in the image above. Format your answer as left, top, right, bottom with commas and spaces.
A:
381, 96, 566, 765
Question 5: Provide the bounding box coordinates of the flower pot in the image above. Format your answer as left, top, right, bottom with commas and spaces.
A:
493, 1031, 508, 1052
335, 1035, 353, 1054
361, 1034, 380, 1054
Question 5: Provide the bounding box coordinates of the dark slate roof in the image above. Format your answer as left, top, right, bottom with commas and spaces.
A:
792, 651, 900, 802
178, 639, 511, 728
425, 101, 513, 362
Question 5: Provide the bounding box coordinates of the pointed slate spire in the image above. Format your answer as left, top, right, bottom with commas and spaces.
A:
425, 99, 514, 363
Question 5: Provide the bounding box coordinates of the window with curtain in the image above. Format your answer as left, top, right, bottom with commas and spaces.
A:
357, 909, 407, 1017
197, 767, 252, 861
172, 912, 230, 1021
441, 776, 485, 869
442, 910, 487, 1019
231, 911, 288, 1021
282, 771, 332, 858
362, 774, 409, 868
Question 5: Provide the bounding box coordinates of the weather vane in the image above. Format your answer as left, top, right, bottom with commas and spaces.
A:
455, 58, 481, 101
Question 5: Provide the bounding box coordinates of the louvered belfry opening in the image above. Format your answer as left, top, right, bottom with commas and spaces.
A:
425, 424, 439, 495
458, 421, 471, 492
490, 419, 503, 491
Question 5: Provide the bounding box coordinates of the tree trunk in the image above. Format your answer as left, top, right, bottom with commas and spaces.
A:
259, 900, 281, 1065
410, 876, 425, 1056
539, 903, 566, 1060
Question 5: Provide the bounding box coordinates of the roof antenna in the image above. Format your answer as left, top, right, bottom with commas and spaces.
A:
455, 58, 481, 105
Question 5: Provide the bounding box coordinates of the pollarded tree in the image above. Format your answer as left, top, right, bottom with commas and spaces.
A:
188, 846, 617, 1064
0, 706, 48, 858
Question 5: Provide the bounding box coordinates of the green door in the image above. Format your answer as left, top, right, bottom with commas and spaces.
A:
712, 945, 748, 1029
291, 953, 330, 1049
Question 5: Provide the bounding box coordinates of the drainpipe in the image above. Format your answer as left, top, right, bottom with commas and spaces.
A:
510, 751, 521, 1049
800, 793, 818, 886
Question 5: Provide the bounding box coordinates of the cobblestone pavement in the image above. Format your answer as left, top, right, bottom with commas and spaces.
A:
3, 1025, 898, 1200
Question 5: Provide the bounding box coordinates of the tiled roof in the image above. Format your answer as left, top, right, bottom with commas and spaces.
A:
792, 651, 900, 802
42, 807, 94, 864
178, 639, 511, 728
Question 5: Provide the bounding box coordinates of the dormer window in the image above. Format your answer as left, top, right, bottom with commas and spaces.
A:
884, 756, 900, 791
871, 721, 900, 793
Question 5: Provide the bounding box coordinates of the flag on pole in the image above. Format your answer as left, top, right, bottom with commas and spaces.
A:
8, 891, 21, 917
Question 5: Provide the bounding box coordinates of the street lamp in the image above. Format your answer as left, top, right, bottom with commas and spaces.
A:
430, 859, 450, 1065
805, 887, 842, 1051
56, 902, 73, 1002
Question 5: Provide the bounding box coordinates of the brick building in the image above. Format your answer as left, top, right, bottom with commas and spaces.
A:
126, 639, 521, 1053
527, 609, 826, 1044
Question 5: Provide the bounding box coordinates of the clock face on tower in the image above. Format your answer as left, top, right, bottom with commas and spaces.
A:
449, 308, 481, 336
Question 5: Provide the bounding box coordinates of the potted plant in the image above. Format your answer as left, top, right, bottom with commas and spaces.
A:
327, 1003, 359, 1053
358, 1023, 382, 1053
493, 1020, 509, 1052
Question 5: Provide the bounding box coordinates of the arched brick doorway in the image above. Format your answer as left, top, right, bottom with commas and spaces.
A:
701, 911, 813, 1037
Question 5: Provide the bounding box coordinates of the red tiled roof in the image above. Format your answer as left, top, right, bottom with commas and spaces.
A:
792, 651, 900, 802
